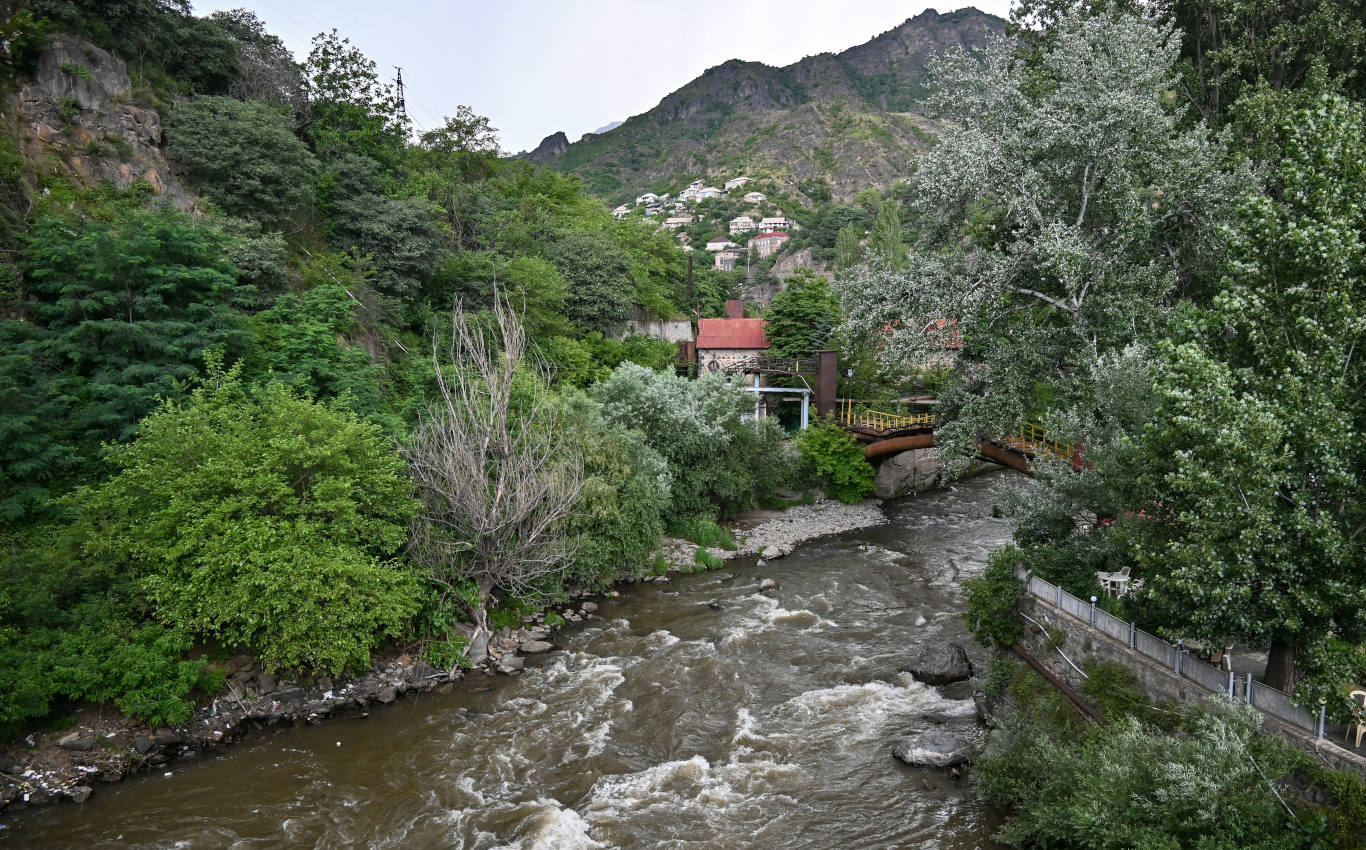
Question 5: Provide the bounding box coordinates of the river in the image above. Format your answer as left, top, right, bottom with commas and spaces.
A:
5, 472, 1013, 849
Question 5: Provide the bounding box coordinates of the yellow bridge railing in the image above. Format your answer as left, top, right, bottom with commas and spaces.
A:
998, 422, 1074, 459
837, 399, 938, 432
836, 399, 1077, 459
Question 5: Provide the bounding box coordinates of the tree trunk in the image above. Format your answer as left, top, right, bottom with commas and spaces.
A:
1263, 639, 1297, 692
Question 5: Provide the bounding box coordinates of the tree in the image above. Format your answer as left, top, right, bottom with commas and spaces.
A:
869, 198, 904, 267
71, 363, 420, 673
555, 390, 671, 587
304, 29, 408, 173
1, 209, 251, 520
404, 300, 583, 637
792, 416, 874, 504
592, 364, 788, 521
764, 269, 841, 357
545, 229, 637, 334
834, 224, 862, 271
840, 9, 1245, 459
166, 95, 318, 227
209, 8, 307, 119
1129, 92, 1366, 695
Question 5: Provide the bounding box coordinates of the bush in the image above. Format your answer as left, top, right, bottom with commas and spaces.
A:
978, 701, 1319, 850
963, 546, 1025, 647
793, 416, 874, 503
671, 514, 737, 550
694, 548, 724, 570
68, 364, 421, 674
593, 364, 789, 520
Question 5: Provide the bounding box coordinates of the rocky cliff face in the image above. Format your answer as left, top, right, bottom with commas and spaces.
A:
521, 130, 570, 165
11, 36, 193, 210
545, 7, 1003, 202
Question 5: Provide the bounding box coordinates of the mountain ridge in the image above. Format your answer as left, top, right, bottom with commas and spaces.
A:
536, 7, 1004, 203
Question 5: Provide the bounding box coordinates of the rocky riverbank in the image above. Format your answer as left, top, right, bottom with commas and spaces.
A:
0, 497, 888, 817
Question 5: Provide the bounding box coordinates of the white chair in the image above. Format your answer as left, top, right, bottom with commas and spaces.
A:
1348, 689, 1366, 749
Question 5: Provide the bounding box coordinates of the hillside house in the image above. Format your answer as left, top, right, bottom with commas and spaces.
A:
725, 176, 750, 191
759, 216, 791, 232
706, 238, 738, 251
678, 187, 699, 202
750, 230, 791, 257
696, 186, 723, 201
689, 179, 705, 190
743, 191, 766, 203
729, 215, 756, 235
663, 215, 694, 230
696, 300, 768, 374
611, 204, 631, 219
715, 249, 742, 271
636, 192, 659, 206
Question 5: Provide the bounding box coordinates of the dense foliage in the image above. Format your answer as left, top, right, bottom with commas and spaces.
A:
792, 417, 874, 504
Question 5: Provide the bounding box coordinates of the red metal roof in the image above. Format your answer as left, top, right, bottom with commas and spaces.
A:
696, 318, 770, 350
751, 231, 790, 240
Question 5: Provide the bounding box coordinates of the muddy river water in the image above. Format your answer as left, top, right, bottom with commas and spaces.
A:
7, 472, 1012, 849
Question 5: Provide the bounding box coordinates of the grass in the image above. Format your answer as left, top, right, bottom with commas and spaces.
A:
671, 515, 738, 550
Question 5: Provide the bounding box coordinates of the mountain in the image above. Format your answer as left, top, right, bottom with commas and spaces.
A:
542, 8, 1004, 203
523, 130, 571, 164
590, 120, 623, 135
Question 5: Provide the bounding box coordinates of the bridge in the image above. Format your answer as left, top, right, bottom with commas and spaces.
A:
835, 399, 1079, 475
718, 349, 1079, 475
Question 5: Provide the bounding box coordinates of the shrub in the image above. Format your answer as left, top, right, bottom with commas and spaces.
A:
593, 364, 790, 520
694, 548, 724, 570
963, 546, 1025, 648
69, 364, 420, 674
672, 514, 737, 550
793, 416, 875, 503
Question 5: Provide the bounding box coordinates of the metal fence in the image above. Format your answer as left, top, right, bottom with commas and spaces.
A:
1020, 571, 1320, 736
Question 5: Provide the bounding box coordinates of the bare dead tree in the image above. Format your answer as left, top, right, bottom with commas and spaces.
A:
404, 298, 582, 640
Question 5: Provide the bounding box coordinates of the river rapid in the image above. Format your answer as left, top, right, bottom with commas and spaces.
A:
6, 472, 1013, 849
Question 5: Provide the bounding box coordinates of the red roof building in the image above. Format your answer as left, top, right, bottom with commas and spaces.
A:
696, 300, 769, 373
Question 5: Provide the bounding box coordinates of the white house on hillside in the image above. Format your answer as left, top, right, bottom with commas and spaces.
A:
743, 191, 767, 204
760, 216, 791, 232
706, 238, 738, 251
663, 215, 695, 230
696, 186, 723, 201
636, 192, 659, 206
612, 204, 631, 219
729, 215, 756, 235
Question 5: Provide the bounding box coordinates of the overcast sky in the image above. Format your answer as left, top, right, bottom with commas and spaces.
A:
190, 1, 1014, 154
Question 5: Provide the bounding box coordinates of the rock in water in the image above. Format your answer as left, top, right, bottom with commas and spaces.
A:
759, 578, 779, 592
893, 730, 970, 768
520, 640, 554, 654
760, 545, 782, 560
873, 448, 944, 499
907, 643, 973, 685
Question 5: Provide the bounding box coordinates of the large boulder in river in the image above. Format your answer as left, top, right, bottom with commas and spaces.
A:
873, 448, 944, 499
893, 729, 971, 768
907, 643, 973, 685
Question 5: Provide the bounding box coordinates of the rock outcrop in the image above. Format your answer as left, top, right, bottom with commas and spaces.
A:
907, 643, 974, 686
13, 36, 194, 210
893, 729, 972, 768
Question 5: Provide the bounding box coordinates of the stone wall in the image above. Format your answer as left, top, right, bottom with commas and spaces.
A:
1017, 597, 1366, 777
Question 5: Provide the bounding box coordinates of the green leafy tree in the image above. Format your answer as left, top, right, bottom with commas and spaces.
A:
1129, 92, 1366, 694
841, 9, 1246, 460
765, 269, 841, 357
210, 8, 307, 118
834, 224, 862, 271
792, 416, 874, 503
556, 390, 671, 587
304, 29, 408, 173
545, 229, 637, 334
870, 198, 904, 267
166, 95, 318, 227
978, 701, 1316, 849
71, 364, 421, 673
1, 209, 251, 520
592, 364, 789, 520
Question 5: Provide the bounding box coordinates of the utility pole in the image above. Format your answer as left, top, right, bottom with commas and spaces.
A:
687, 251, 697, 322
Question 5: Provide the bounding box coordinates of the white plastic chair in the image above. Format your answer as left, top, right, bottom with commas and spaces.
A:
1347, 689, 1366, 749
